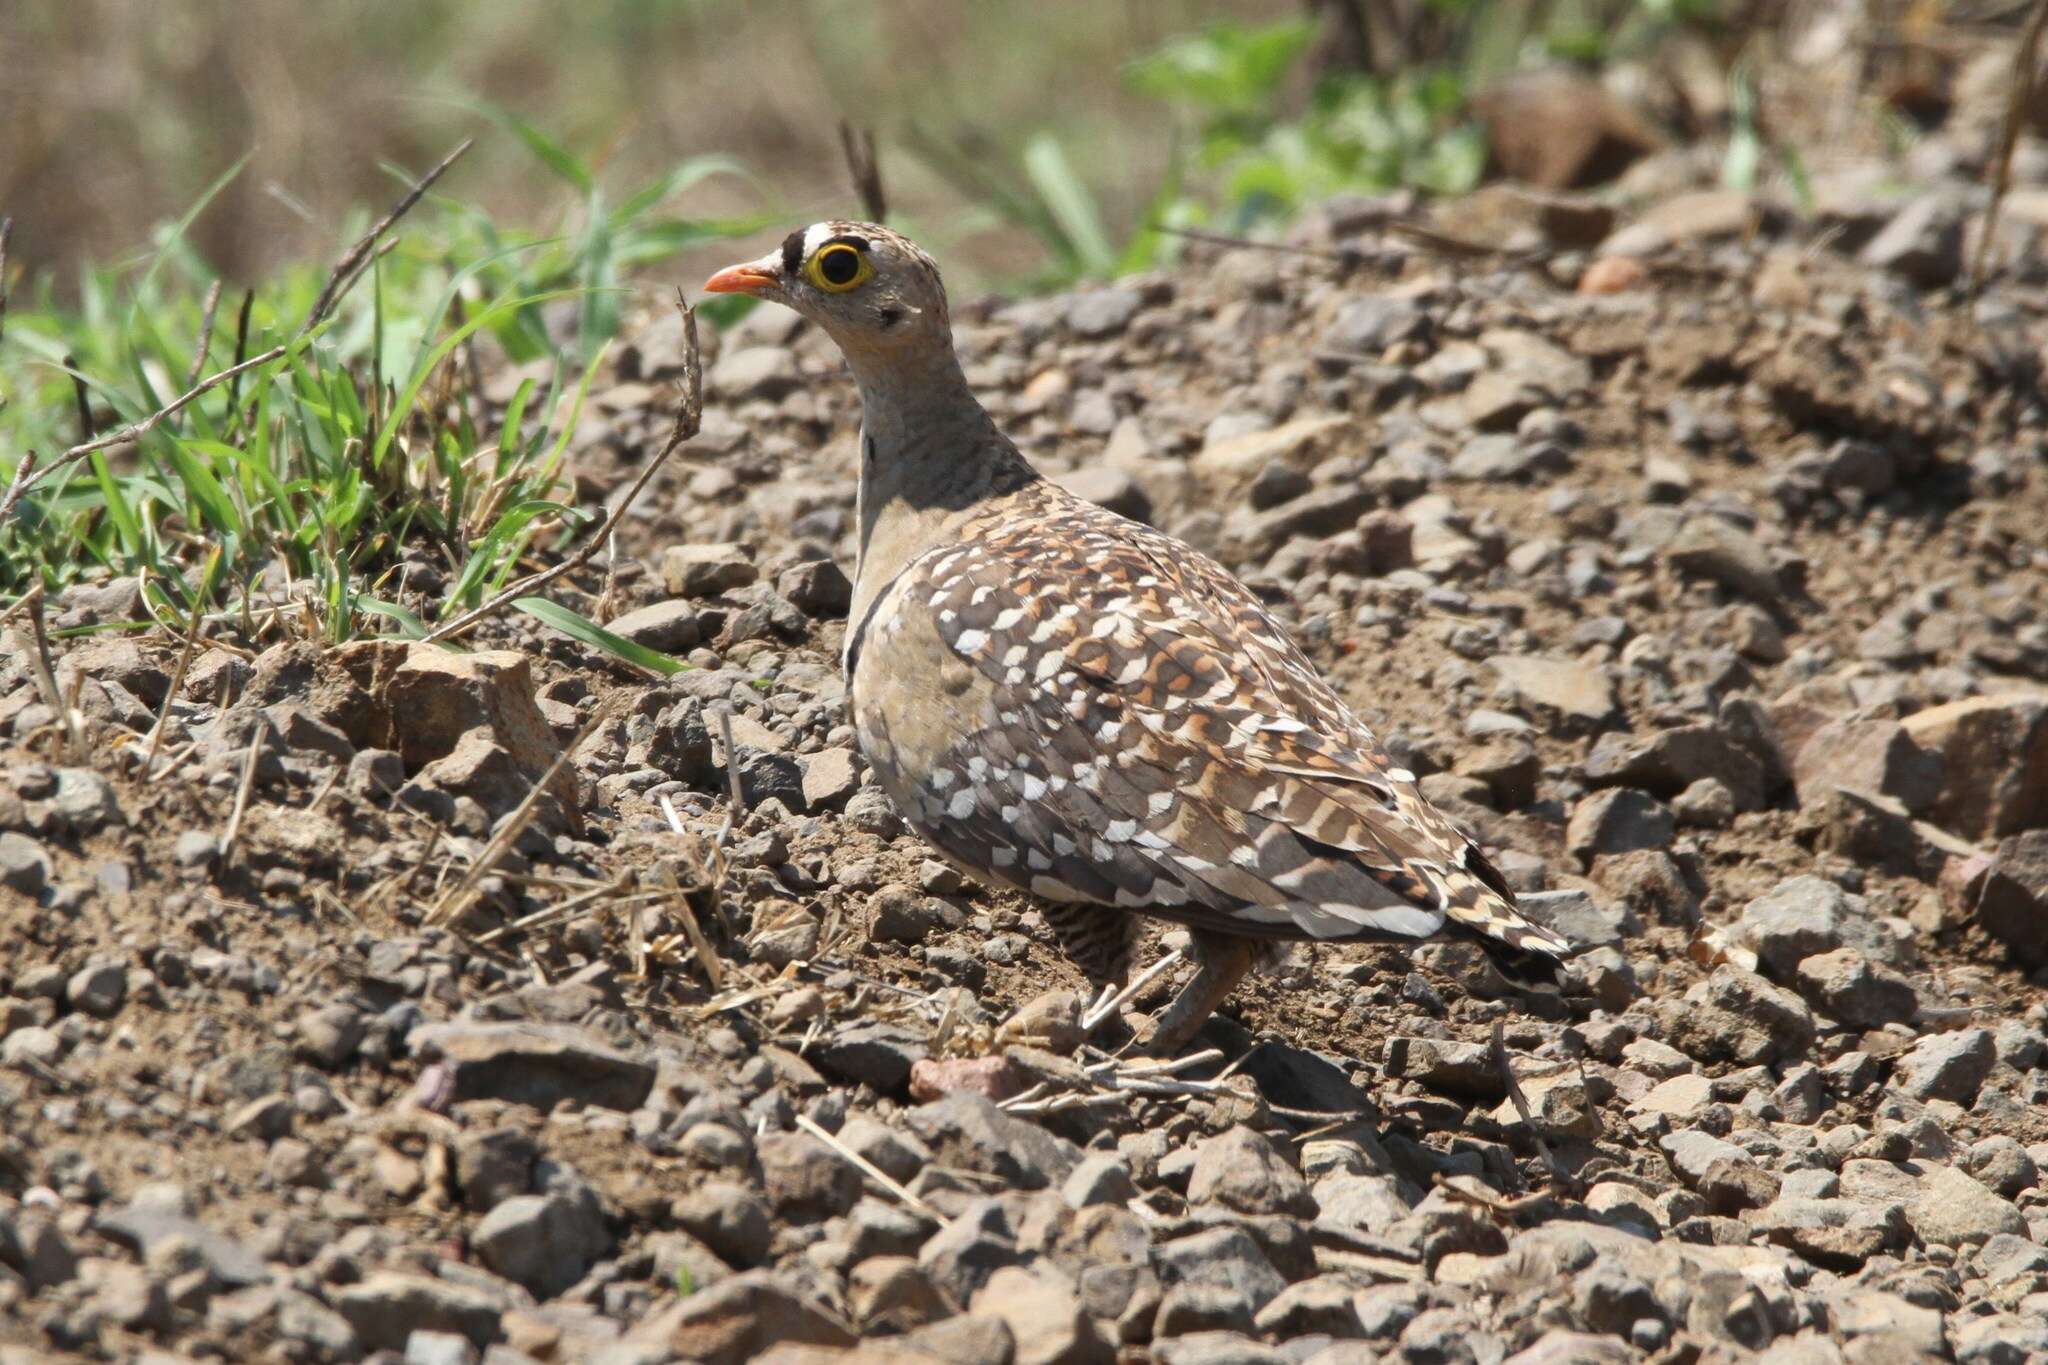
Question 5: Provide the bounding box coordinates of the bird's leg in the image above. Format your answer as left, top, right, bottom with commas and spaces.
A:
1140, 931, 1256, 1056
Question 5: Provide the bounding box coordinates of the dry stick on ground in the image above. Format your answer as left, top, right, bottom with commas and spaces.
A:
217, 723, 265, 865
795, 1112, 946, 1223
1, 141, 473, 525
20, 587, 84, 762
657, 796, 729, 988
425, 705, 611, 929
423, 290, 702, 645
838, 121, 887, 222
1970, 0, 2048, 294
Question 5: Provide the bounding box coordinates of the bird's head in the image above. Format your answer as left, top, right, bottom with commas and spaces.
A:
704, 221, 950, 357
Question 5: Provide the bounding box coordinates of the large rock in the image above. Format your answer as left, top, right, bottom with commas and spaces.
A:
382, 646, 577, 820
633, 1270, 854, 1365
1662, 966, 1814, 1067
1791, 719, 1943, 815
1486, 655, 1618, 733
1583, 724, 1766, 812
331, 1272, 508, 1352
1944, 830, 2048, 965
1191, 414, 1351, 508
1736, 875, 1904, 977
901, 1093, 1081, 1191
1185, 1127, 1316, 1218
970, 1265, 1113, 1365
409, 1021, 654, 1112
1900, 693, 2048, 838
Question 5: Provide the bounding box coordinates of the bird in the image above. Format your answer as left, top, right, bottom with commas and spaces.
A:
705, 222, 1571, 1054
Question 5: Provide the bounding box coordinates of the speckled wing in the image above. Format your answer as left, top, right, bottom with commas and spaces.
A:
913, 486, 1571, 967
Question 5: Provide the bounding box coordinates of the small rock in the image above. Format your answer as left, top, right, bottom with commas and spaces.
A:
331, 1272, 508, 1352
1793, 947, 1918, 1027
710, 346, 801, 401
606, 601, 702, 653
473, 1186, 612, 1298
64, 961, 126, 1017
1792, 719, 1943, 815
661, 544, 759, 598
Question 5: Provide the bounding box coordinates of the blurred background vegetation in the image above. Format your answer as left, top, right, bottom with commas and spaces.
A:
3, 0, 1884, 292
0, 0, 2034, 648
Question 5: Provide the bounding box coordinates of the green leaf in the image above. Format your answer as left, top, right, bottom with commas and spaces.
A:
484, 107, 594, 194
513, 596, 686, 675
1022, 134, 1115, 279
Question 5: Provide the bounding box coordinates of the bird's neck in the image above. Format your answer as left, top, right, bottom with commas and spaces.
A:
841, 341, 1039, 626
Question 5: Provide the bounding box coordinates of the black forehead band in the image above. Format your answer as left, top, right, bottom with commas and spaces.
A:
781, 229, 872, 277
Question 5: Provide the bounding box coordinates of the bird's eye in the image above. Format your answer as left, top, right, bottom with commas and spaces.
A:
807, 242, 869, 292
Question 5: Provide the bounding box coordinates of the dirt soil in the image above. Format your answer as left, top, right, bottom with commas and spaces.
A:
4, 146, 2048, 1364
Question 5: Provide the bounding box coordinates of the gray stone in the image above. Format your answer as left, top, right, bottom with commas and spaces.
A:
757, 1131, 862, 1223
1857, 192, 1964, 287
1324, 297, 1424, 354
1663, 516, 1785, 609
710, 345, 800, 401
672, 1180, 772, 1268
333, 1272, 508, 1352
1663, 965, 1814, 1066
95, 1204, 269, 1288
1792, 719, 1943, 816
606, 601, 701, 652
970, 1263, 1112, 1364
1067, 287, 1144, 338
902, 1093, 1081, 1190
1906, 1162, 2027, 1247
64, 961, 126, 1017
1893, 1028, 1995, 1104
1567, 789, 1675, 864
1738, 875, 1903, 978
473, 1185, 611, 1298
630, 1269, 854, 1365
1153, 1225, 1287, 1306
1487, 655, 1618, 732
1793, 948, 1918, 1027
1583, 724, 1766, 812
660, 544, 758, 598
1185, 1127, 1315, 1218
0, 832, 49, 896
49, 767, 123, 833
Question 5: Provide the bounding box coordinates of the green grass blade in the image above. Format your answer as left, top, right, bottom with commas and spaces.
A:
513, 596, 685, 675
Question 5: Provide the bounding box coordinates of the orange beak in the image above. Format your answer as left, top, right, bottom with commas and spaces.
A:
703, 263, 779, 296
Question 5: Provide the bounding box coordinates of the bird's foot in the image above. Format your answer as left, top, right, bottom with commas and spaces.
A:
1135, 935, 1255, 1057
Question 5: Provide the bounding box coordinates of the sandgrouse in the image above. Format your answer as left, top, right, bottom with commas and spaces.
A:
706, 222, 1570, 1053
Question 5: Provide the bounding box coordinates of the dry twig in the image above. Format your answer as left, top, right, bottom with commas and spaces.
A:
795, 1112, 945, 1223
186, 279, 226, 392
838, 121, 888, 222
217, 722, 265, 865
424, 289, 701, 644
1971, 0, 2048, 294
426, 705, 609, 928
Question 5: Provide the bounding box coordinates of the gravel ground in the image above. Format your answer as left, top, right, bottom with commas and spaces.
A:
5, 126, 2048, 1365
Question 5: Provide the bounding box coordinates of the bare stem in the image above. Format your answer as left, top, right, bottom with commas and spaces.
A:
423, 290, 702, 644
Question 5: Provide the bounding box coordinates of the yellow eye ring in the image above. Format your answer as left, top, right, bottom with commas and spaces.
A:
806, 242, 870, 293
